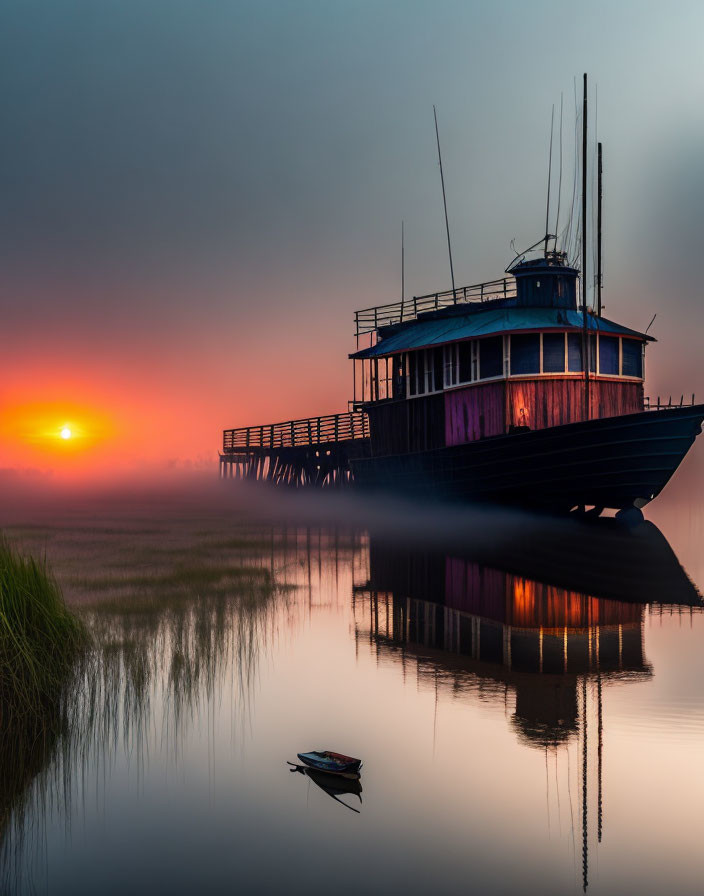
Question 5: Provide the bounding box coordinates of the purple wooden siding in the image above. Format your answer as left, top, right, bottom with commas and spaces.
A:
445, 382, 505, 446
445, 557, 508, 620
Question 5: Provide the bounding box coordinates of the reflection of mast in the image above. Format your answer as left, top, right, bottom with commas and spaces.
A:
582, 678, 588, 892
580, 673, 603, 890
597, 674, 603, 843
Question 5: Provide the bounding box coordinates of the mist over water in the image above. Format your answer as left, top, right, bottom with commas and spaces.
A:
1, 465, 703, 894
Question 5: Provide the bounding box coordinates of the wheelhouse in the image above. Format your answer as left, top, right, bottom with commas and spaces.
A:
351, 252, 652, 456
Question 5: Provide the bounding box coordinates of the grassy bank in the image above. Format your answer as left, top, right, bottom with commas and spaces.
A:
0, 536, 87, 723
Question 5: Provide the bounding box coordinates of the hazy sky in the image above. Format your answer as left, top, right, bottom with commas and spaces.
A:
2, 0, 704, 476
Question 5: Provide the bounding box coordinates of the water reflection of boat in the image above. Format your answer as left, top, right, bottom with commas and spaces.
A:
289, 763, 363, 813
366, 515, 701, 606
357, 556, 652, 748
352, 528, 700, 890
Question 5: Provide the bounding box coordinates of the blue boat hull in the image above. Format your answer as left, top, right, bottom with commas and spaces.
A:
296, 751, 362, 775
351, 406, 704, 511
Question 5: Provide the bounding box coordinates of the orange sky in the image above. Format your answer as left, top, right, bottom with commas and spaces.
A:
0, 298, 352, 479
2, 3, 703, 482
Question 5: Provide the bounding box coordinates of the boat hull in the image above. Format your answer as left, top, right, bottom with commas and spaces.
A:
351, 406, 704, 511
296, 751, 362, 775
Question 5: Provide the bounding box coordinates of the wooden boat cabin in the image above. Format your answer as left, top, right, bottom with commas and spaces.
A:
351, 251, 653, 458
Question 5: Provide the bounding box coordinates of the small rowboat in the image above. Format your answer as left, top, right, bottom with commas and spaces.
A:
296, 750, 362, 776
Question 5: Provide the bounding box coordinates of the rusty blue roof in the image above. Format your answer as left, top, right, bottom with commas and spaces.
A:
350, 307, 653, 359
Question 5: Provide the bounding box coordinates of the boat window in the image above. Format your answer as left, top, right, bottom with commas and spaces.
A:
408, 351, 418, 395
443, 344, 458, 387
442, 345, 457, 388
432, 348, 444, 392
458, 341, 472, 383
622, 339, 643, 378
567, 333, 583, 372
420, 351, 429, 393
479, 336, 503, 379
542, 333, 566, 373
420, 350, 431, 393
589, 334, 597, 373
599, 335, 619, 375
393, 354, 406, 399
510, 333, 540, 375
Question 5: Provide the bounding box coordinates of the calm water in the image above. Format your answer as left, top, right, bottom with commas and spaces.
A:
1, 476, 703, 895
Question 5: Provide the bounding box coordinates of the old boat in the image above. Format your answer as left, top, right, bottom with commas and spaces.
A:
296, 750, 362, 776
220, 82, 703, 515
220, 247, 703, 514
348, 251, 703, 513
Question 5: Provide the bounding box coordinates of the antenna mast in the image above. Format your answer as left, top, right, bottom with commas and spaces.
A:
597, 142, 603, 317
554, 94, 564, 253
433, 105, 456, 298
401, 221, 405, 301
545, 104, 555, 256
581, 74, 590, 420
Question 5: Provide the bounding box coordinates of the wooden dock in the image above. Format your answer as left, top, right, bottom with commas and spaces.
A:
219, 411, 370, 487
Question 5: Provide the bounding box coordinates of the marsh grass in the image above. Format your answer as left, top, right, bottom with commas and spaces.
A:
0, 536, 87, 725
0, 515, 356, 891
0, 509, 368, 894
1, 546, 286, 891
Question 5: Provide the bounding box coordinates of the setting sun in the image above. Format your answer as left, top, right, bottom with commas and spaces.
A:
0, 399, 120, 474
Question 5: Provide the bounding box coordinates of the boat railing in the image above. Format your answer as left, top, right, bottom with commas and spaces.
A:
644, 395, 697, 410
354, 277, 516, 338
223, 411, 369, 452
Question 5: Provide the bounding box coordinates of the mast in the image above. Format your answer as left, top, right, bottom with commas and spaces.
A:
597, 142, 603, 317
582, 676, 589, 893
581, 74, 590, 419
433, 105, 456, 298
401, 220, 405, 302
554, 93, 564, 253
545, 104, 555, 256
597, 673, 603, 842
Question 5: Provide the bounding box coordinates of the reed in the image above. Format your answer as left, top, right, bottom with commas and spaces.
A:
0, 536, 87, 723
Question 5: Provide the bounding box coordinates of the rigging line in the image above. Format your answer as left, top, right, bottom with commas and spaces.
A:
554, 747, 563, 836
565, 81, 581, 266
565, 79, 577, 260
572, 127, 583, 268
592, 87, 602, 311
554, 93, 564, 253
582, 676, 589, 893
567, 743, 578, 884
597, 674, 603, 843
401, 221, 405, 305
572, 209, 582, 272
545, 745, 551, 838
597, 143, 604, 316
545, 104, 555, 256
432, 669, 439, 758
582, 72, 590, 422
592, 142, 598, 307
573, 109, 583, 265
433, 105, 456, 296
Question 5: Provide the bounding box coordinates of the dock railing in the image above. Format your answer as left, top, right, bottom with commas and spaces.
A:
223, 411, 369, 452
354, 277, 516, 338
